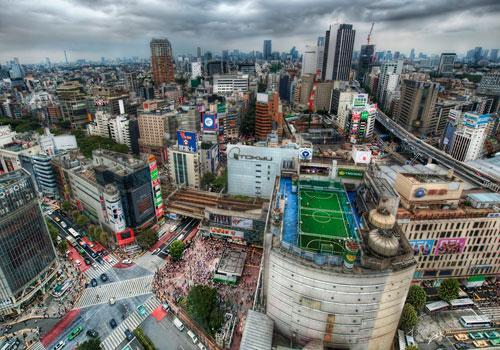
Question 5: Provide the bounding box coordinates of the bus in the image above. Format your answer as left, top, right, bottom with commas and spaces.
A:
68, 227, 80, 239
67, 325, 83, 340
425, 301, 449, 314
460, 315, 491, 328
449, 298, 475, 310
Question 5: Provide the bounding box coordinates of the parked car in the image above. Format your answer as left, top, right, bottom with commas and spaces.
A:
90, 278, 98, 287
137, 305, 147, 316
84, 258, 91, 266
100, 273, 108, 282
53, 340, 65, 350
109, 319, 117, 329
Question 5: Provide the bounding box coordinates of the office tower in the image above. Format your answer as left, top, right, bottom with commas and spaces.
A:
8, 58, 25, 80
213, 73, 249, 95
263, 40, 272, 60
316, 37, 325, 78
150, 38, 175, 86
93, 150, 156, 229
289, 46, 298, 61
409, 48, 415, 61
394, 79, 440, 136
448, 113, 489, 161
137, 109, 171, 164
301, 45, 318, 75
124, 72, 139, 94
191, 62, 202, 78
196, 47, 201, 61
473, 46, 483, 63
56, 81, 92, 128
255, 92, 282, 140
438, 53, 456, 75
0, 170, 58, 315
489, 49, 498, 62
206, 60, 228, 76
19, 154, 58, 198
222, 49, 229, 61
376, 60, 403, 107
477, 71, 500, 96
358, 44, 375, 84
323, 24, 356, 81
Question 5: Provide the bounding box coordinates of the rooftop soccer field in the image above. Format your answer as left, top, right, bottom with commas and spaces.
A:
297, 179, 355, 253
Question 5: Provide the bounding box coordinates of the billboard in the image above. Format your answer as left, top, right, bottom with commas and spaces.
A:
148, 155, 164, 221
209, 227, 244, 239
299, 148, 313, 161
337, 168, 364, 179
410, 239, 435, 256
231, 217, 253, 230
435, 238, 467, 255
116, 228, 135, 246
203, 113, 218, 131
352, 149, 372, 164
352, 94, 368, 108
176, 130, 198, 153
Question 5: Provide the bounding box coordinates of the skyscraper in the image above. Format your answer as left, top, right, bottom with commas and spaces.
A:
358, 44, 375, 84
301, 45, 318, 75
263, 40, 272, 61
0, 169, 58, 315
376, 60, 403, 107
438, 53, 456, 75
489, 48, 498, 62
322, 24, 356, 81
150, 38, 175, 86
395, 79, 440, 136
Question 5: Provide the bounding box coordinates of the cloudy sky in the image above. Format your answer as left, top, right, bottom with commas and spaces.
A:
1, 0, 499, 63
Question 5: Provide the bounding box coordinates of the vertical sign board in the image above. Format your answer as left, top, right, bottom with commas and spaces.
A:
176, 131, 198, 153
148, 155, 164, 221
203, 113, 218, 133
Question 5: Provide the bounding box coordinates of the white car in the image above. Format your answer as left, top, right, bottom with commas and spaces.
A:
75, 260, 81, 266
54, 340, 66, 350
122, 259, 132, 264
197, 343, 207, 350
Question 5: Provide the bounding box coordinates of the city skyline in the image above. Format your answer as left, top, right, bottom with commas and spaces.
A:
1, 0, 500, 63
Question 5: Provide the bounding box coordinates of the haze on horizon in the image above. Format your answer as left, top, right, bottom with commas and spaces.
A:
0, 0, 499, 63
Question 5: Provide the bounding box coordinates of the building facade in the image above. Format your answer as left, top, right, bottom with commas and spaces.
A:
323, 24, 356, 81
213, 74, 249, 95
150, 38, 175, 86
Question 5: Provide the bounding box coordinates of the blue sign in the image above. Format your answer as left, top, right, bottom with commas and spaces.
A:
410, 239, 435, 256
414, 188, 426, 198
299, 148, 313, 160
203, 113, 217, 131
176, 131, 198, 153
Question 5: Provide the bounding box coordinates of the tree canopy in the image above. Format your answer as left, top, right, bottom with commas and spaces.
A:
169, 240, 185, 261
399, 303, 418, 332
187, 285, 224, 335
438, 278, 460, 302
72, 130, 129, 158
406, 285, 427, 313
136, 229, 158, 250
76, 338, 101, 350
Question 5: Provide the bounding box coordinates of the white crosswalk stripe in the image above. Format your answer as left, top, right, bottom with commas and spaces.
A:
101, 295, 161, 350
84, 260, 115, 280
74, 275, 154, 308
478, 306, 500, 320
28, 341, 46, 350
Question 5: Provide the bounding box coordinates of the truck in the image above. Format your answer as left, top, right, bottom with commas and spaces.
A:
173, 317, 185, 331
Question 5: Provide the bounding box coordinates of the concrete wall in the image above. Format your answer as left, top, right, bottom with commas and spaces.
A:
266, 249, 415, 349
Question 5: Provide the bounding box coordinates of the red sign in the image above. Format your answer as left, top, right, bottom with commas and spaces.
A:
116, 228, 135, 246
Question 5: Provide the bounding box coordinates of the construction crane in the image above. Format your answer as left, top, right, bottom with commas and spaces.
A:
367, 22, 375, 45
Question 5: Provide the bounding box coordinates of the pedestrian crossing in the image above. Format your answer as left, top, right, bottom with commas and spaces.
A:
28, 341, 45, 350
84, 260, 115, 280
74, 275, 154, 308
478, 306, 500, 321
101, 295, 161, 350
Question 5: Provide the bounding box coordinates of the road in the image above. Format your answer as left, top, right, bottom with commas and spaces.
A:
375, 109, 500, 193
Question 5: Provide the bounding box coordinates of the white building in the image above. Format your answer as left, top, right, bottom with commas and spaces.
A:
213, 74, 249, 95
109, 115, 132, 150
168, 145, 202, 189
376, 60, 403, 107
301, 45, 318, 75
227, 144, 298, 198
87, 110, 111, 138
449, 112, 489, 161
191, 62, 202, 78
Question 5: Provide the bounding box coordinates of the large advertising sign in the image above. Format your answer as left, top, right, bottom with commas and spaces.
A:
210, 227, 244, 239
337, 168, 364, 179
148, 155, 164, 221
176, 131, 198, 153
231, 217, 253, 230
435, 238, 467, 255
116, 228, 135, 246
352, 94, 368, 108
410, 239, 435, 256
203, 113, 217, 132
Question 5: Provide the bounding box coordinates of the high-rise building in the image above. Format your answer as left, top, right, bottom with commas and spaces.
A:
56, 81, 92, 128
191, 62, 202, 78
448, 112, 490, 161
212, 74, 249, 95
263, 40, 272, 61
358, 44, 375, 84
473, 46, 483, 63
323, 24, 356, 81
438, 53, 456, 75
409, 48, 415, 61
137, 108, 171, 164
394, 79, 440, 136
301, 45, 318, 75
376, 60, 403, 107
255, 92, 283, 140
477, 71, 500, 96
0, 170, 58, 315
489, 48, 498, 62
150, 38, 175, 86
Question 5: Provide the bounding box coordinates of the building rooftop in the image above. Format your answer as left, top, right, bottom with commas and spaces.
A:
240, 310, 274, 350
0, 169, 29, 189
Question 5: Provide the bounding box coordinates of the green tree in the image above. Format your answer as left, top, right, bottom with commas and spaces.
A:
406, 345, 419, 350
212, 170, 227, 192
76, 338, 101, 350
136, 229, 158, 250
438, 278, 460, 302
57, 240, 68, 254
187, 285, 224, 335
76, 214, 89, 227
46, 220, 59, 242
61, 200, 71, 212
201, 172, 216, 190
71, 209, 80, 221
399, 303, 418, 332
169, 240, 185, 261
406, 285, 427, 313
98, 230, 109, 247
88, 225, 97, 240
